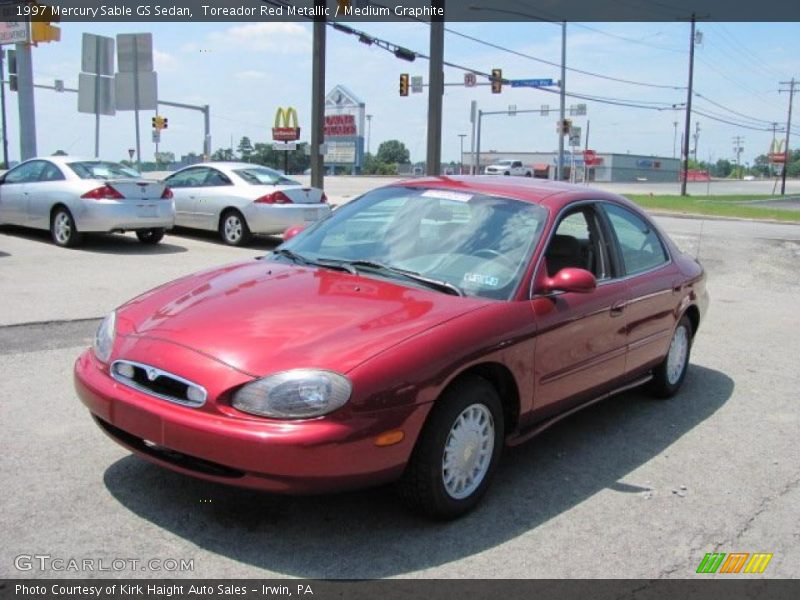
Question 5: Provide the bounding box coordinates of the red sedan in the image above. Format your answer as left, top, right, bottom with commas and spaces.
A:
74, 177, 708, 519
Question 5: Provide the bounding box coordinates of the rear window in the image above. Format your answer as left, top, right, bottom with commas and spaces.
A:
68, 161, 141, 180
234, 167, 299, 186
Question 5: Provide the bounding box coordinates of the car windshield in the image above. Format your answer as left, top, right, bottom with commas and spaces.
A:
495, 160, 513, 166
276, 186, 548, 300
68, 161, 141, 180
234, 167, 299, 186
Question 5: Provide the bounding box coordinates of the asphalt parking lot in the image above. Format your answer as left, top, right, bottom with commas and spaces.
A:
1, 194, 799, 578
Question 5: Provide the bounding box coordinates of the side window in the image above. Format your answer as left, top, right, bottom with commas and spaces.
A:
603, 203, 668, 275
513, 161, 522, 168
204, 169, 232, 186
4, 161, 44, 184
166, 168, 208, 188
544, 207, 610, 279
40, 162, 65, 182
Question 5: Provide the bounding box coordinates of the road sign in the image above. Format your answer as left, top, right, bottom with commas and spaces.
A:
114, 71, 157, 110
273, 142, 297, 151
540, 104, 549, 116
569, 126, 582, 147
128, 148, 135, 160
583, 149, 598, 165
152, 130, 160, 143
78, 73, 115, 115
574, 103, 587, 116
82, 33, 114, 77
54, 79, 64, 92
117, 33, 154, 73
508, 104, 517, 116
464, 73, 477, 87
511, 79, 555, 88
0, 18, 29, 46
411, 75, 423, 94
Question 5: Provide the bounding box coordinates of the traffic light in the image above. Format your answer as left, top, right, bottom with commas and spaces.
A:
163, 118, 168, 130
491, 68, 502, 94
399, 73, 409, 96
7, 50, 17, 92
152, 115, 167, 130
152, 116, 158, 129
559, 118, 572, 135
30, 3, 61, 44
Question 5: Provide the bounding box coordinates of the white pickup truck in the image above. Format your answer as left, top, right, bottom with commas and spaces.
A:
484, 160, 533, 177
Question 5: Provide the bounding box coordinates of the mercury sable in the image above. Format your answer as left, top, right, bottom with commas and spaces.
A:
74, 177, 708, 518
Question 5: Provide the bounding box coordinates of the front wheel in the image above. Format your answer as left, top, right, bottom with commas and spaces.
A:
136, 228, 165, 244
50, 207, 83, 247
397, 375, 504, 519
650, 314, 693, 398
219, 210, 251, 246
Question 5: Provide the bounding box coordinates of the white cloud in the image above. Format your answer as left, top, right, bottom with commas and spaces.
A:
234, 70, 269, 81
154, 49, 180, 72
208, 22, 311, 54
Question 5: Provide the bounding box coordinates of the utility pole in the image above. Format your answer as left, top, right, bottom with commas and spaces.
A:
672, 120, 679, 159
458, 133, 466, 174
770, 122, 779, 178
365, 114, 372, 155
15, 42, 36, 160
779, 78, 797, 196
310, 0, 326, 190
692, 121, 701, 163
732, 135, 744, 178
557, 21, 566, 181
680, 14, 698, 196
0, 51, 9, 169
426, 0, 444, 176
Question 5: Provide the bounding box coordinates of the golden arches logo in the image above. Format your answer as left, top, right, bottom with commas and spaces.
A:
272, 107, 300, 141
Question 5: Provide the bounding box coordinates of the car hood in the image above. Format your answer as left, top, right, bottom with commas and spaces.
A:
116, 259, 492, 377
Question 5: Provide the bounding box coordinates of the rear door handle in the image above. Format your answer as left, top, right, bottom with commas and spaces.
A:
610, 301, 626, 316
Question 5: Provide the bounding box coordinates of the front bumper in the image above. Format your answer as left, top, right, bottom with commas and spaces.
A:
242, 203, 331, 235
75, 199, 175, 232
74, 348, 425, 494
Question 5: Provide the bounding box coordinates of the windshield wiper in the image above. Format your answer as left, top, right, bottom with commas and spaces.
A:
272, 249, 358, 275
346, 260, 464, 297
272, 247, 309, 265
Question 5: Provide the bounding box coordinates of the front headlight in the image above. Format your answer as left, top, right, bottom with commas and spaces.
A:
93, 311, 116, 363
231, 369, 352, 419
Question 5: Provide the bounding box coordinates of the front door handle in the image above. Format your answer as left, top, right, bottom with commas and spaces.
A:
610, 301, 626, 316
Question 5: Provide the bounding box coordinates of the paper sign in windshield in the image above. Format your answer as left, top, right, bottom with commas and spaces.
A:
421, 190, 473, 202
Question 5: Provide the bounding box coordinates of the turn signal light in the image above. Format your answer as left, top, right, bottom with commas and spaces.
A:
254, 191, 293, 204
161, 187, 173, 199
81, 185, 124, 200
374, 430, 405, 447
320, 192, 328, 204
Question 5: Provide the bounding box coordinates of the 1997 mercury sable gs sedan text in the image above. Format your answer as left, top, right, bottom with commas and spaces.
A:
75, 177, 708, 519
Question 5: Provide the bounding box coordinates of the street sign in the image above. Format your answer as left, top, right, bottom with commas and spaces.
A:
508, 104, 517, 116
117, 33, 154, 73
273, 142, 297, 151
464, 73, 477, 87
128, 148, 135, 160
511, 79, 555, 88
152, 130, 160, 143
540, 104, 549, 116
470, 100, 477, 124
411, 75, 423, 94
0, 19, 29, 46
82, 33, 114, 77
54, 80, 64, 92
574, 103, 587, 116
569, 126, 582, 147
77, 73, 115, 115
583, 149, 598, 165
114, 71, 157, 110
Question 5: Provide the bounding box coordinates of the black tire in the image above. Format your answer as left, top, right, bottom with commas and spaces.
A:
50, 207, 83, 247
219, 209, 251, 246
398, 375, 504, 519
503, 171, 510, 176
136, 228, 165, 244
650, 314, 693, 398
525, 172, 532, 177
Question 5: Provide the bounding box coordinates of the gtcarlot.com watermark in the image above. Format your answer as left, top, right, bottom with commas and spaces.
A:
14, 554, 194, 573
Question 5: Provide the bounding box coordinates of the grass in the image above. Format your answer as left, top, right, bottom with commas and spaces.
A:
624, 194, 800, 223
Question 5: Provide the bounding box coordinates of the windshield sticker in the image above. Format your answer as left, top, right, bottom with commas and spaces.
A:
463, 272, 500, 287
421, 189, 473, 202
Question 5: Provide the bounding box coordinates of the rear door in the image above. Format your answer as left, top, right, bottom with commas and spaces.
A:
599, 202, 677, 375
531, 204, 628, 412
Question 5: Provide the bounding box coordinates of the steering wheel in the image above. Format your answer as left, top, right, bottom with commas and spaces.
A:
471, 248, 516, 269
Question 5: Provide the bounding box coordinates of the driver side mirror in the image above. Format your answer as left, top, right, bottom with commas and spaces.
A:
539, 268, 597, 295
282, 225, 306, 241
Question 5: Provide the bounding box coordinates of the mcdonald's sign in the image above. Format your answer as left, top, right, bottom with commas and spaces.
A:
696, 552, 773, 574
768, 139, 787, 164
272, 107, 300, 142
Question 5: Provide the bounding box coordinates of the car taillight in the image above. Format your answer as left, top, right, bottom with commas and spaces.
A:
254, 191, 293, 204
161, 187, 173, 199
81, 185, 124, 200
320, 192, 328, 204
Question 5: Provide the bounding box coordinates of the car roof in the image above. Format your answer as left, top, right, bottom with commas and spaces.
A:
392, 176, 639, 213
186, 162, 280, 170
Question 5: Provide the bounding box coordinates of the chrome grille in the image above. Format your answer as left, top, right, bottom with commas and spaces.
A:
110, 360, 207, 408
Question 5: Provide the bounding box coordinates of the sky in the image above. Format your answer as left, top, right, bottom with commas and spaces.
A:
7, 19, 799, 166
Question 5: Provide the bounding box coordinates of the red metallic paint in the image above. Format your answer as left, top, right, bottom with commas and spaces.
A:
74, 176, 708, 495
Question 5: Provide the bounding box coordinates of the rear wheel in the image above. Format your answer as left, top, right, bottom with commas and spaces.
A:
136, 228, 165, 244
50, 207, 83, 247
398, 375, 504, 519
219, 210, 251, 246
650, 314, 693, 398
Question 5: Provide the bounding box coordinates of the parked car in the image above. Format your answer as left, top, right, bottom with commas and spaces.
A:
163, 162, 330, 245
0, 157, 173, 247
484, 159, 533, 177
75, 176, 708, 519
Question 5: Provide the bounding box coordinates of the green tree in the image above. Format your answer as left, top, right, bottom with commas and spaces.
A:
237, 136, 254, 161
211, 147, 235, 161
713, 159, 733, 178
376, 140, 410, 165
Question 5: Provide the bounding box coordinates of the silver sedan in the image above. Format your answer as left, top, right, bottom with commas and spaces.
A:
164, 162, 331, 245
0, 156, 174, 247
